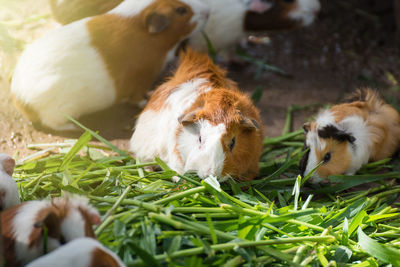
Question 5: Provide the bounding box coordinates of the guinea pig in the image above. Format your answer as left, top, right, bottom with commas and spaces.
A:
47, 0, 320, 54
130, 49, 263, 181
300, 89, 400, 183
0, 154, 20, 211
11, 0, 210, 131
26, 238, 125, 267
188, 0, 321, 53
244, 0, 321, 31
1, 194, 100, 266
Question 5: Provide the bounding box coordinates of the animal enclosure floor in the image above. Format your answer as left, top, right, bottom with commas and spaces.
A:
0, 0, 399, 158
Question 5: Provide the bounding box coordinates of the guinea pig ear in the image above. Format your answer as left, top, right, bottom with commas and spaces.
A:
31, 208, 61, 246
240, 116, 260, 130
178, 111, 197, 126
145, 12, 171, 34
303, 122, 311, 133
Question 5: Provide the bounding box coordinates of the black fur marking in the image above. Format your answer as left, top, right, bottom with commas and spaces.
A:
318, 125, 356, 143
299, 141, 310, 177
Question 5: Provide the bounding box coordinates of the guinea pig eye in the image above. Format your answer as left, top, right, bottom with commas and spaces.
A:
176, 6, 188, 15
229, 137, 236, 152
198, 135, 202, 143
323, 152, 331, 163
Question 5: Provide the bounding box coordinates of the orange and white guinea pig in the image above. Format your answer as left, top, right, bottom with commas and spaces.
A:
26, 238, 125, 267
0, 154, 20, 211
130, 49, 263, 181
300, 89, 400, 183
1, 195, 100, 266
48, 0, 320, 54
11, 0, 209, 131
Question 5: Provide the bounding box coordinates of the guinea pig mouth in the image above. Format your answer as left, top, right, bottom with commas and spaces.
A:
299, 142, 310, 178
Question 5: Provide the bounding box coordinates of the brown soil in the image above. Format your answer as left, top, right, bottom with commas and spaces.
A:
0, 0, 399, 159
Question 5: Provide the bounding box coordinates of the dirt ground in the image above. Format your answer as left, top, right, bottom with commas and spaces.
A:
0, 0, 399, 159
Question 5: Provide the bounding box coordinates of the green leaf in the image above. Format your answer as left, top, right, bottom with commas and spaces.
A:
348, 210, 367, 236
59, 131, 91, 170
251, 85, 264, 105
67, 116, 128, 156
334, 246, 352, 263
358, 227, 400, 266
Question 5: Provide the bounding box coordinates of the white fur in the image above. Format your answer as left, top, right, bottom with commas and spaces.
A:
188, 0, 247, 53
0, 154, 20, 210
11, 196, 99, 265
181, 0, 211, 34
26, 238, 125, 267
12, 200, 58, 265
178, 120, 226, 177
11, 19, 116, 131
338, 116, 371, 174
288, 0, 321, 27
130, 78, 226, 179
304, 110, 372, 182
109, 0, 155, 17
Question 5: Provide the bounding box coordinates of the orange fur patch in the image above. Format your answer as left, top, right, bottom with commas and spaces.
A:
315, 139, 352, 178
87, 0, 196, 103
89, 247, 120, 267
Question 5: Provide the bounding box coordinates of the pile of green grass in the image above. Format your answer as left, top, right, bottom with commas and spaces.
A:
12, 118, 400, 267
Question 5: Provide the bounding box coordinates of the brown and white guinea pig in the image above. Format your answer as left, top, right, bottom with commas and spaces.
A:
47, 0, 320, 54
0, 154, 20, 211
300, 89, 400, 183
1, 195, 100, 266
130, 49, 263, 181
26, 238, 125, 267
11, 0, 210, 131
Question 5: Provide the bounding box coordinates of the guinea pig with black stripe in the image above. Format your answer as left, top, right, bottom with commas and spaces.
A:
300, 89, 400, 183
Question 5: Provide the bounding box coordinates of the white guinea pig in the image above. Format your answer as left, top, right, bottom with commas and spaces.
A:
188, 0, 321, 53
130, 49, 263, 181
300, 89, 400, 183
11, 0, 209, 131
26, 238, 125, 267
1, 195, 100, 266
0, 154, 20, 210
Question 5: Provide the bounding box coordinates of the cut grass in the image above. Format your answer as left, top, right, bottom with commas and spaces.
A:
12, 121, 400, 266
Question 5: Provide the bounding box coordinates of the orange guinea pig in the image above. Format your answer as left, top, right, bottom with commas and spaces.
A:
130, 49, 264, 182
300, 89, 400, 183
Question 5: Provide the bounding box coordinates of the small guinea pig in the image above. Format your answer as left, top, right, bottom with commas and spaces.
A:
26, 238, 125, 267
11, 0, 210, 131
130, 49, 263, 181
244, 0, 321, 31
1, 195, 100, 266
0, 154, 20, 211
47, 0, 320, 54
188, 0, 321, 53
300, 89, 400, 183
